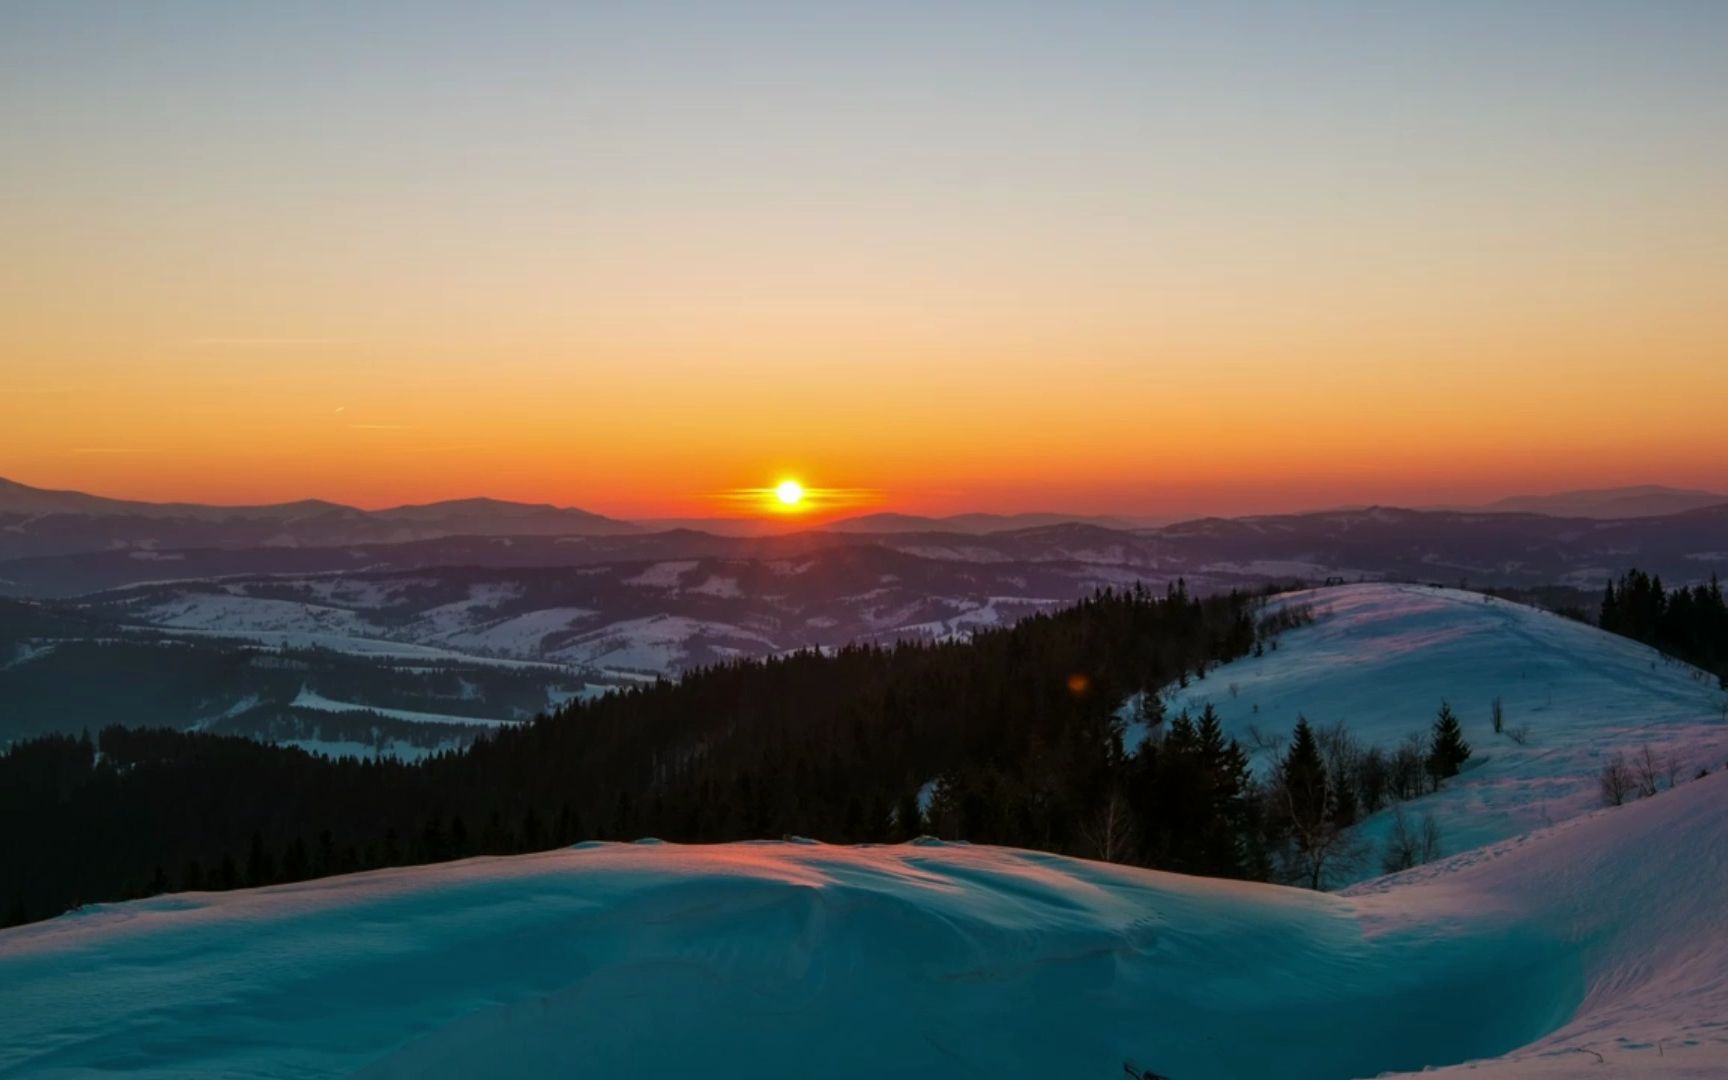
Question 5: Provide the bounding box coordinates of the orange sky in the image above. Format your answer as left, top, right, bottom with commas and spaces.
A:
3, 4, 1725, 520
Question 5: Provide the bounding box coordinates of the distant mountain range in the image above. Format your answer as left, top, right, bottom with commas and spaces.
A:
3, 475, 1727, 600
8, 476, 1721, 560
0, 477, 641, 560
6, 473, 1727, 752
1472, 485, 1728, 519
1402, 484, 1726, 520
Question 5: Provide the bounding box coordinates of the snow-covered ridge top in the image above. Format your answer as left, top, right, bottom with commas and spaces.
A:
5, 774, 1726, 1078
1165, 582, 1728, 873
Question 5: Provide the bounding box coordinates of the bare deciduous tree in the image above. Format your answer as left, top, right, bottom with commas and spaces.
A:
1635, 744, 1661, 798
1082, 786, 1136, 864
1273, 780, 1365, 890
1381, 805, 1444, 874
1242, 724, 1287, 770
1600, 753, 1634, 807
1388, 733, 1429, 802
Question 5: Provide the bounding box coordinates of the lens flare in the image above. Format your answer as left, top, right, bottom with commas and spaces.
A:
714, 480, 880, 518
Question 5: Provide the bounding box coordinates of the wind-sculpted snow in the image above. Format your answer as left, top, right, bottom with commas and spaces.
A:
5, 774, 1726, 1078
1361, 772, 1728, 1076
1166, 583, 1728, 875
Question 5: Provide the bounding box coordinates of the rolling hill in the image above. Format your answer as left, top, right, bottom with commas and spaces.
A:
1165, 583, 1728, 879
2, 771, 1722, 1078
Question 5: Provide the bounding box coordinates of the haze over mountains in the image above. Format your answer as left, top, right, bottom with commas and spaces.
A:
6, 476, 1723, 562
0, 476, 641, 561
1459, 485, 1728, 519
5, 475, 1726, 753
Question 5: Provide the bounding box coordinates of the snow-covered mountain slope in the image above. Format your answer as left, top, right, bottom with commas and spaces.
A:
3, 774, 1724, 1079
1358, 772, 1728, 1078
1165, 583, 1728, 872
68, 552, 1105, 677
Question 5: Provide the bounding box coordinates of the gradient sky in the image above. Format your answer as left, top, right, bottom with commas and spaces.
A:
3, 2, 1725, 519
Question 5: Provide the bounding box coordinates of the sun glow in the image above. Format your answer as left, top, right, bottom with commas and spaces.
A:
713, 479, 881, 519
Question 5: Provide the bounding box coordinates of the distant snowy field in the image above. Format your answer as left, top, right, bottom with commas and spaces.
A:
2, 775, 1725, 1078
1163, 583, 1728, 876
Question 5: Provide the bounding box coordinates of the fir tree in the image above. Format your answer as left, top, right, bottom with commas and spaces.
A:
1275, 716, 1363, 889
245, 832, 277, 887
1426, 702, 1472, 784
1281, 717, 1328, 829
1192, 704, 1253, 876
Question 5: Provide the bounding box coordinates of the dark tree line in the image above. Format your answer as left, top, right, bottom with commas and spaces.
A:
1600, 569, 1728, 681
3, 582, 1323, 927
0, 579, 1513, 924
1249, 703, 1470, 887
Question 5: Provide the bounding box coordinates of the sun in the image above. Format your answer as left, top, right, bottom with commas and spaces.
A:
718, 477, 879, 517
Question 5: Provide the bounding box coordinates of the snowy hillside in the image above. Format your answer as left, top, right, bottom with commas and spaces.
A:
3, 773, 1724, 1078
69, 553, 1100, 678
1164, 584, 1728, 873
1359, 773, 1728, 1077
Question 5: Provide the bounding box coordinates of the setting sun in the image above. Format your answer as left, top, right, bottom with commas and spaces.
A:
714, 479, 881, 518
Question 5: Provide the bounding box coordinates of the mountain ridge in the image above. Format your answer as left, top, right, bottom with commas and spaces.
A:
1448, 484, 1728, 519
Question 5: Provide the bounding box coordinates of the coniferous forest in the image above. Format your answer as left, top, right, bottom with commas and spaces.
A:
4, 583, 1337, 926
1599, 569, 1728, 682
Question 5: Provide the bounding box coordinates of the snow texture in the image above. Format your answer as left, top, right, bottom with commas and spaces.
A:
1165, 583, 1728, 876
3, 774, 1727, 1077
289, 687, 511, 728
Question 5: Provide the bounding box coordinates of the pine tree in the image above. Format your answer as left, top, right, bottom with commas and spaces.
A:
1281, 717, 1328, 830
1193, 705, 1252, 877
1275, 716, 1363, 888
1136, 691, 1167, 747
282, 836, 310, 881
245, 832, 275, 887
1164, 712, 1197, 756
1426, 702, 1472, 784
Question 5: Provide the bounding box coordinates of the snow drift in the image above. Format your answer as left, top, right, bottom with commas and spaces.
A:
4, 772, 1727, 1078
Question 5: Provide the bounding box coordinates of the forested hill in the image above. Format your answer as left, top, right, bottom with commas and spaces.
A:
3, 582, 1305, 927
1599, 569, 1728, 680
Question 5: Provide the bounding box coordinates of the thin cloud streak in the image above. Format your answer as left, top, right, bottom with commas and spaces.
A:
179, 338, 352, 349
